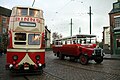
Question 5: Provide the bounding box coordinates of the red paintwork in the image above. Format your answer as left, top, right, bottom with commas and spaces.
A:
52, 43, 97, 57
7, 30, 13, 49
41, 32, 45, 49
6, 52, 45, 65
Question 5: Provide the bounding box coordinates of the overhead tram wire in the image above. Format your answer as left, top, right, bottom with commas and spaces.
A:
50, 0, 74, 32
52, 0, 83, 21
51, 0, 84, 34
50, 0, 73, 22
55, 0, 73, 13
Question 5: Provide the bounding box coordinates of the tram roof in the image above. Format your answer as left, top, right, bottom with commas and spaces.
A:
12, 6, 43, 11
55, 34, 96, 41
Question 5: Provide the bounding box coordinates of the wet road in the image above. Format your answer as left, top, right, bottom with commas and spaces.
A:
0, 51, 120, 80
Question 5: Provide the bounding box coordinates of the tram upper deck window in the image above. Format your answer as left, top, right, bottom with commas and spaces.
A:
29, 9, 40, 17
17, 8, 28, 16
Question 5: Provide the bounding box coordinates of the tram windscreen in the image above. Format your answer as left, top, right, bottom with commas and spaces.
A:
29, 9, 40, 17
14, 33, 26, 41
14, 33, 26, 45
28, 34, 40, 45
17, 8, 28, 16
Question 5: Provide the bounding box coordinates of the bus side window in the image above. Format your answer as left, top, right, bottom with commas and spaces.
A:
84, 39, 86, 44
65, 41, 67, 44
73, 41, 76, 44
80, 39, 82, 44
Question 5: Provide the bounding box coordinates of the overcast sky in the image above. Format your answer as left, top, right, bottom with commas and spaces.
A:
0, 0, 116, 41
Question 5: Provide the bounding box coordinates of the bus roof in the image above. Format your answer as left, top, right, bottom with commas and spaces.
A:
55, 34, 96, 41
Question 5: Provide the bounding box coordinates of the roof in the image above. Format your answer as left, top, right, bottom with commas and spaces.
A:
55, 34, 96, 41
109, 9, 120, 14
13, 6, 42, 11
109, 1, 120, 14
0, 6, 12, 17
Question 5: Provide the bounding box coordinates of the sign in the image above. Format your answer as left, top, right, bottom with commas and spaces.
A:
16, 17, 42, 23
10, 17, 43, 23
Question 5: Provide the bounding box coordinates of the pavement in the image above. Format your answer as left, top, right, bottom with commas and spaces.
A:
103, 53, 120, 60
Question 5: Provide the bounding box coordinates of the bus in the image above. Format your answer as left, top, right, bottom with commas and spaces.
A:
6, 6, 45, 73
52, 34, 104, 65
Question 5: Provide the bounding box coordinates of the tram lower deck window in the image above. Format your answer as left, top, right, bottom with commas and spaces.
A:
28, 34, 40, 45
14, 33, 26, 45
14, 33, 26, 41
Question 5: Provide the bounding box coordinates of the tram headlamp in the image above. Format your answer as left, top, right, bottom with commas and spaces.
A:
35, 55, 40, 60
12, 55, 18, 61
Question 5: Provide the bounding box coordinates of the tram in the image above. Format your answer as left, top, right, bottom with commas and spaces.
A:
6, 6, 45, 73
52, 34, 104, 65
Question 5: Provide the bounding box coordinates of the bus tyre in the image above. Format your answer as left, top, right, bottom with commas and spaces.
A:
59, 53, 64, 60
94, 56, 103, 64
80, 55, 88, 65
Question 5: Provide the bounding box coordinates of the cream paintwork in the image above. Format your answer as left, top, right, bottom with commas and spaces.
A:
18, 53, 35, 65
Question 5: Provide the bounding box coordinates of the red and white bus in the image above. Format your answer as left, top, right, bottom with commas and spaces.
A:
52, 34, 104, 65
6, 6, 45, 73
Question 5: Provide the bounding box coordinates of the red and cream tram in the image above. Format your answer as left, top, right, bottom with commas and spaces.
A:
6, 6, 45, 73
52, 34, 104, 65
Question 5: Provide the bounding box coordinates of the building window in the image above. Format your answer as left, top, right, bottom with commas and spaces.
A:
116, 35, 120, 48
115, 17, 120, 27
2, 28, 6, 33
2, 17, 7, 24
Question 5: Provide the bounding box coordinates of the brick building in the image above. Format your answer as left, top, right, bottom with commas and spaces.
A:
0, 6, 11, 34
0, 6, 11, 53
109, 0, 120, 55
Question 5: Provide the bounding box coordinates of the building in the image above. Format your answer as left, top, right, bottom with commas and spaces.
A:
109, 0, 120, 55
45, 26, 51, 48
103, 26, 110, 46
0, 6, 11, 53
0, 6, 11, 34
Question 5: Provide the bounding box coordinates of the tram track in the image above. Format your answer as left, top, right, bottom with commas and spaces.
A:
51, 59, 120, 76
43, 71, 64, 80
23, 76, 29, 80
22, 71, 64, 80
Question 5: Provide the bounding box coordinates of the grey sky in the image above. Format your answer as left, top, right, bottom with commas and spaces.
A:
0, 0, 116, 41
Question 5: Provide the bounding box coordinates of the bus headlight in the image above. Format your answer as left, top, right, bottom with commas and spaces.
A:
12, 55, 18, 61
35, 55, 40, 60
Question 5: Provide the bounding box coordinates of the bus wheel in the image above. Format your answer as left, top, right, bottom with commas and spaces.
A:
80, 55, 88, 65
59, 53, 64, 60
94, 56, 103, 64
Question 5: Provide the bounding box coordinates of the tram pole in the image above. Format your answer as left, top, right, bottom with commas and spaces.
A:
88, 6, 92, 34
70, 18, 73, 36
32, 0, 35, 7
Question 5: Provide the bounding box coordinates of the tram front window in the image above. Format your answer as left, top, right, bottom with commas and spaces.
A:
29, 9, 39, 17
17, 8, 28, 16
15, 33, 26, 41
28, 34, 40, 45
14, 33, 26, 45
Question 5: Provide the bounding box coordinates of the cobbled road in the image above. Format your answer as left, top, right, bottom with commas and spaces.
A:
0, 51, 120, 80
